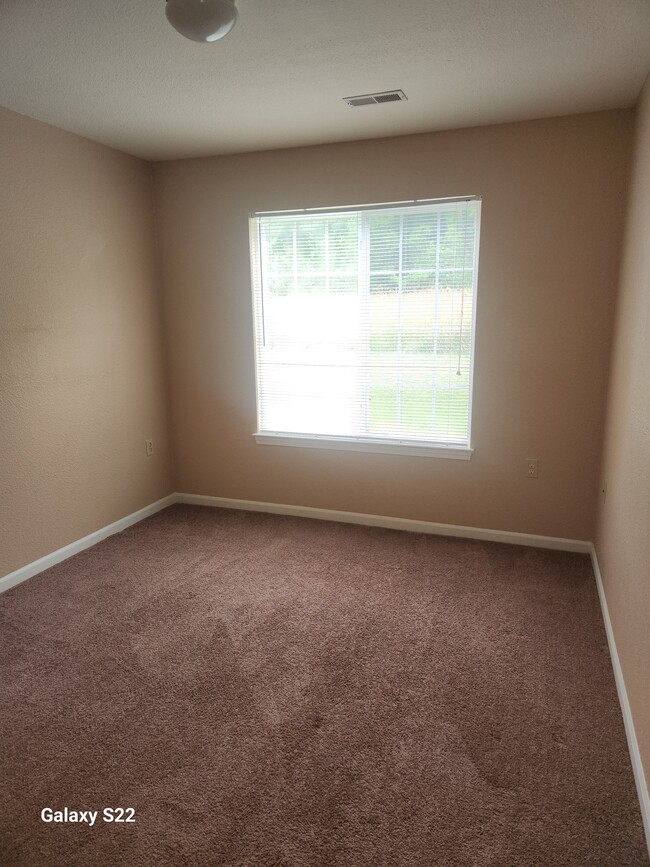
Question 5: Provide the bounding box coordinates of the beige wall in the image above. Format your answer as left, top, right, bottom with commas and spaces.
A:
596, 77, 650, 795
0, 107, 173, 577
0, 104, 635, 575
154, 111, 632, 540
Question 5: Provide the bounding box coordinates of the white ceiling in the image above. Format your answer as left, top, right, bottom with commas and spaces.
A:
0, 0, 649, 161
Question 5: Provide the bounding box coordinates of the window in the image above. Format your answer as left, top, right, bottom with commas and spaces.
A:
249, 197, 481, 459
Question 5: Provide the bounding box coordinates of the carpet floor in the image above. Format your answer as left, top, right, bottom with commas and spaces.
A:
0, 504, 647, 866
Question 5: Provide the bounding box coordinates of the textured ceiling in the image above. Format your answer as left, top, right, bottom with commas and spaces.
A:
0, 0, 649, 161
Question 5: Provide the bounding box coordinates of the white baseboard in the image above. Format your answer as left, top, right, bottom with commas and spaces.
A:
0, 494, 176, 595
0, 492, 592, 597
591, 545, 650, 856
176, 493, 592, 553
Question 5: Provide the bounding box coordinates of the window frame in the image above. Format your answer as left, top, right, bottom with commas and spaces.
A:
249, 196, 481, 460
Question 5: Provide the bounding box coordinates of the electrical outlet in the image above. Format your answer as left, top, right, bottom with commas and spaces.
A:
145, 438, 154, 457
526, 458, 538, 479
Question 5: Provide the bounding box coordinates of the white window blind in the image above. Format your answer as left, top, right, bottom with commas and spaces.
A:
249, 198, 481, 454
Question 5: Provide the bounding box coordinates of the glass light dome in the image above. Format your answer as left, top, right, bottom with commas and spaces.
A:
166, 0, 238, 43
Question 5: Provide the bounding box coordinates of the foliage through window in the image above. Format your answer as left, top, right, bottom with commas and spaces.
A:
249, 198, 481, 454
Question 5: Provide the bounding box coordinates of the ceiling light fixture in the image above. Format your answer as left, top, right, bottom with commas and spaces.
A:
166, 0, 238, 43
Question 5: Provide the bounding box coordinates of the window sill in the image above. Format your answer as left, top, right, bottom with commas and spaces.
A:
253, 432, 473, 460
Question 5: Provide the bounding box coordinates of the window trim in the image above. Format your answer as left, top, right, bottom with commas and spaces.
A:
249, 196, 481, 458
253, 432, 473, 460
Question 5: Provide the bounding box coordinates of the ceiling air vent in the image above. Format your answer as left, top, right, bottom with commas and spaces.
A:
344, 90, 407, 107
